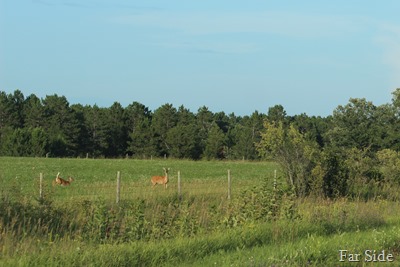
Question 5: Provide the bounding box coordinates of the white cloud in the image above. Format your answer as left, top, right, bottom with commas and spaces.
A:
111, 10, 364, 38
110, 10, 368, 56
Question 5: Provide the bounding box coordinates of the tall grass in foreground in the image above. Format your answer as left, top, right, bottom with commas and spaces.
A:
2, 211, 399, 266
187, 224, 400, 266
2, 192, 399, 266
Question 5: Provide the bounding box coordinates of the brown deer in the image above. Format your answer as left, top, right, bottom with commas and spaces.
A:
151, 168, 170, 189
53, 172, 74, 186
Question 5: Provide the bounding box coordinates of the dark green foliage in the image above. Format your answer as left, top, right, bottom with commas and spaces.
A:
80, 104, 107, 157
0, 90, 274, 159
125, 101, 156, 158
229, 111, 265, 160
203, 122, 226, 159
41, 95, 80, 156
291, 113, 327, 147
0, 127, 48, 156
152, 104, 178, 156
166, 124, 200, 159
325, 98, 389, 152
267, 104, 287, 123
105, 102, 128, 157
313, 147, 349, 198
128, 117, 156, 158
23, 93, 45, 128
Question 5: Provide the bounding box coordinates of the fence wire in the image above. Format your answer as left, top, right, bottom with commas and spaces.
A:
33, 172, 257, 203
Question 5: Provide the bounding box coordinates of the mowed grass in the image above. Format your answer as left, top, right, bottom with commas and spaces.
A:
0, 157, 279, 202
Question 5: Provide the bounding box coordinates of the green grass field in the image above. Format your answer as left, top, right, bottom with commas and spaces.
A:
1, 157, 400, 266
0, 157, 278, 201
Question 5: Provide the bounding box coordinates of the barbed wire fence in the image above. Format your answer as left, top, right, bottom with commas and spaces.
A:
36, 169, 253, 204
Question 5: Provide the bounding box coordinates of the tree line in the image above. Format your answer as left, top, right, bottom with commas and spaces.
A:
0, 90, 267, 159
1, 89, 400, 160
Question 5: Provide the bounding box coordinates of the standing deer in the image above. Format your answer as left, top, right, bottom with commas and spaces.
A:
53, 172, 74, 186
151, 168, 170, 189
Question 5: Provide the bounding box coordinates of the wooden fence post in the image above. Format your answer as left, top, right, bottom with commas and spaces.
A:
39, 173, 43, 199
227, 169, 231, 200
116, 171, 121, 204
178, 170, 181, 199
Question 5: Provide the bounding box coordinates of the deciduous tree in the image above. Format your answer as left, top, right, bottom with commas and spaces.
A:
257, 120, 318, 196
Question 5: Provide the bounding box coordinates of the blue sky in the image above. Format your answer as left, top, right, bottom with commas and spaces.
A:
1, 1, 400, 116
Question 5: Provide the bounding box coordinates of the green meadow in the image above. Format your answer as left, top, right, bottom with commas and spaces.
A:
0, 157, 277, 201
1, 157, 400, 266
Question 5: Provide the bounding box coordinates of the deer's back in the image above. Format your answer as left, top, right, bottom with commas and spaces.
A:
151, 176, 167, 184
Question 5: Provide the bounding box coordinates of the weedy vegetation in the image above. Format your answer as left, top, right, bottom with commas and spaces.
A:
1, 157, 400, 266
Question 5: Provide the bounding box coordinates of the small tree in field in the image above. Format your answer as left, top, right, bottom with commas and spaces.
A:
256, 120, 318, 196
